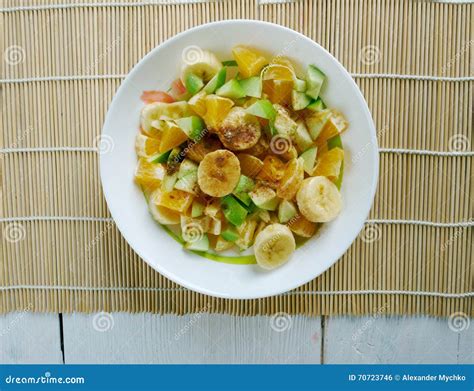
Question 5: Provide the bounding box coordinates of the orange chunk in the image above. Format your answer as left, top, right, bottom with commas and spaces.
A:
315, 110, 349, 149
232, 45, 268, 78
202, 95, 234, 130
256, 155, 286, 187
263, 79, 293, 105
237, 154, 264, 178
159, 122, 189, 153
135, 134, 161, 157
134, 158, 165, 187
313, 147, 344, 182
152, 187, 193, 213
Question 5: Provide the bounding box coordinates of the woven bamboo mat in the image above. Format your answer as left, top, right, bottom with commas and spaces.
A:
1, 0, 472, 316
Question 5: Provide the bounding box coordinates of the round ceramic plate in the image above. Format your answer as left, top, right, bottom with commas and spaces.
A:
100, 20, 379, 299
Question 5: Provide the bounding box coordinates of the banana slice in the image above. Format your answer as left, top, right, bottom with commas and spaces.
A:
181, 49, 223, 83
197, 149, 241, 197
296, 176, 342, 222
254, 223, 296, 270
217, 107, 262, 151
141, 101, 192, 133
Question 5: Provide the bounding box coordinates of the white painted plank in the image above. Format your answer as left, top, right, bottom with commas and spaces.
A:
324, 315, 472, 364
63, 313, 322, 364
0, 313, 62, 363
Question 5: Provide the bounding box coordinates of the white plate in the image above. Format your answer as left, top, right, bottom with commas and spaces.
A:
100, 20, 379, 299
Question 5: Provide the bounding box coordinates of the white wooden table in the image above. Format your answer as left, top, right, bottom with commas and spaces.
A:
1, 313, 472, 364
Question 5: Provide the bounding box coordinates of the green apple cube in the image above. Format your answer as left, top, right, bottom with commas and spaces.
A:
306, 65, 325, 99
203, 67, 227, 94
239, 76, 262, 98
307, 98, 326, 112
221, 228, 239, 242
249, 187, 279, 211
294, 121, 314, 152
147, 150, 171, 164
245, 99, 277, 121
278, 200, 298, 223
191, 201, 205, 218
299, 146, 317, 174
306, 109, 332, 140
292, 90, 312, 111
161, 172, 178, 193
233, 175, 255, 194
184, 234, 209, 251
234, 192, 252, 207
221, 195, 248, 226
185, 73, 204, 95
294, 78, 307, 92
175, 116, 205, 140
216, 79, 246, 100
174, 171, 198, 194
178, 159, 198, 178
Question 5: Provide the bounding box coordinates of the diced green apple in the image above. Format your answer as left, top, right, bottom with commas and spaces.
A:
184, 234, 209, 251
147, 150, 171, 164
293, 121, 314, 152
306, 109, 332, 140
306, 98, 326, 112
221, 228, 239, 242
175, 116, 205, 140
278, 200, 298, 223
221, 195, 248, 226
174, 171, 198, 194
249, 187, 279, 211
191, 200, 205, 218
245, 99, 277, 121
239, 76, 262, 98
294, 78, 307, 92
216, 79, 246, 100
299, 146, 317, 174
203, 67, 227, 94
178, 159, 198, 178
161, 172, 178, 193
184, 73, 204, 95
291, 90, 312, 111
305, 65, 325, 99
233, 175, 255, 193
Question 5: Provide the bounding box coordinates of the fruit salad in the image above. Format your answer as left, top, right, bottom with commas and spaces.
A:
134, 45, 348, 270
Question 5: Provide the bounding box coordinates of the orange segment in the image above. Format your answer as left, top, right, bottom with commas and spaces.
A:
256, 155, 286, 188
203, 95, 234, 130
188, 90, 207, 117
270, 57, 296, 72
135, 158, 165, 187
152, 187, 194, 213
263, 79, 293, 105
262, 64, 295, 82
135, 134, 161, 157
277, 157, 304, 200
232, 45, 268, 78
313, 147, 344, 182
159, 122, 189, 152
315, 110, 349, 149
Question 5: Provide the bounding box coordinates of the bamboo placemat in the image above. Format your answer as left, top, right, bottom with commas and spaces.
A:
1, 0, 472, 317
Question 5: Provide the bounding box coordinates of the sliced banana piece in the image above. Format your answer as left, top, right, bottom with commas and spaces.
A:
296, 176, 342, 223
141, 101, 192, 133
217, 107, 262, 151
181, 49, 222, 83
254, 223, 296, 270
197, 149, 241, 197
